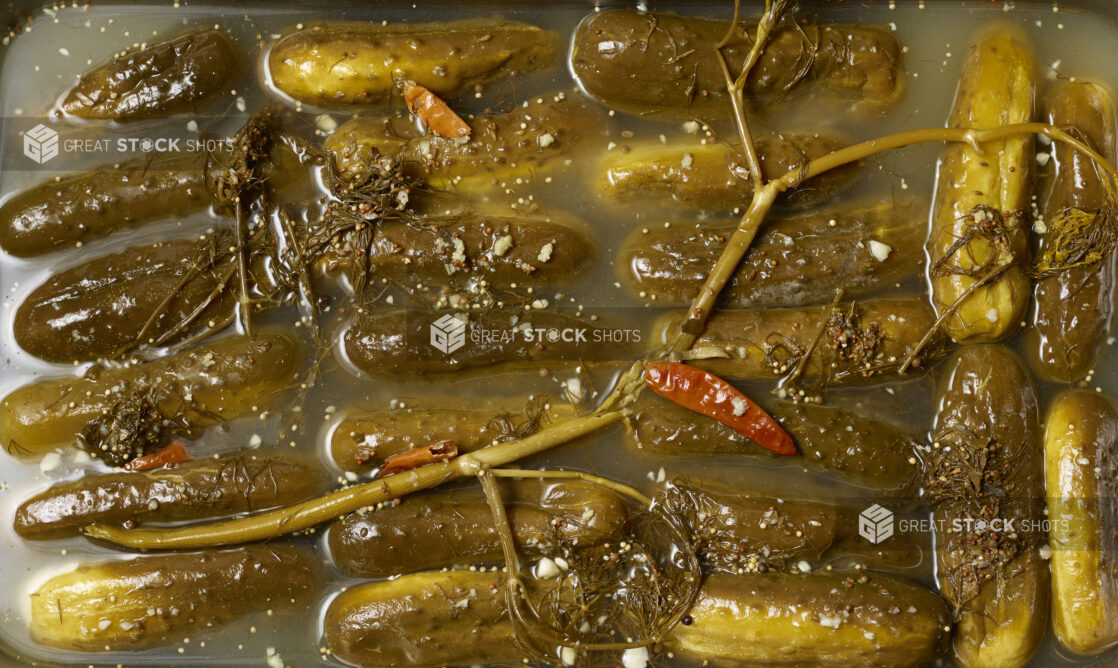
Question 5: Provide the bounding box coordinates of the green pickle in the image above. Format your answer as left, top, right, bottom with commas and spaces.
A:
0, 332, 299, 458
0, 155, 212, 258
61, 30, 236, 120
665, 571, 951, 668
1044, 390, 1118, 655
329, 480, 628, 577
1028, 81, 1118, 381
317, 208, 594, 289
30, 546, 316, 651
344, 309, 634, 376
657, 298, 942, 384
928, 22, 1036, 344
628, 400, 918, 489
571, 9, 904, 119
620, 197, 926, 307
327, 400, 570, 473
594, 134, 857, 212
15, 451, 324, 539
323, 570, 515, 668
269, 19, 558, 106
324, 95, 600, 191
14, 238, 235, 363
929, 346, 1048, 668
657, 480, 838, 573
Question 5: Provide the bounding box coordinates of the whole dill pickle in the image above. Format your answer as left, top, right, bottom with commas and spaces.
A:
627, 400, 918, 489
621, 197, 926, 307
15, 452, 323, 539
656, 480, 837, 573
665, 571, 951, 667
0, 154, 212, 257
324, 95, 599, 190
61, 30, 236, 120
328, 399, 570, 473
1028, 82, 1117, 382
14, 238, 234, 363
344, 309, 634, 376
929, 346, 1047, 668
329, 480, 628, 577
1044, 389, 1118, 655
595, 134, 856, 212
0, 332, 299, 458
269, 19, 558, 107
571, 9, 904, 119
656, 298, 942, 384
30, 546, 315, 651
928, 22, 1035, 344
324, 570, 516, 668
319, 209, 592, 289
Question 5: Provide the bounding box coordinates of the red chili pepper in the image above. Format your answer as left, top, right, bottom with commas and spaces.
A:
122, 441, 193, 472
403, 81, 471, 139
377, 440, 459, 478
643, 362, 796, 456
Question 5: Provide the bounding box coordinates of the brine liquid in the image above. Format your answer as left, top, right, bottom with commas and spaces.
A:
0, 1, 1114, 666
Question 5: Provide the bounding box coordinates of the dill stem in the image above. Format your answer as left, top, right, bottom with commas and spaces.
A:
124, 261, 203, 357
234, 201, 254, 338
669, 185, 776, 353
155, 264, 238, 346
715, 0, 782, 193
489, 468, 653, 506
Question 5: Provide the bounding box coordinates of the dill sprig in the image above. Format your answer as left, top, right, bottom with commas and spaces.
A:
306, 148, 422, 295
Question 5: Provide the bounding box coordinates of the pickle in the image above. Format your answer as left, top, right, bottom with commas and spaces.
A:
658, 480, 837, 573
665, 571, 951, 667
571, 9, 904, 119
928, 22, 1036, 344
621, 197, 926, 307
344, 309, 633, 376
318, 209, 593, 289
14, 238, 234, 363
628, 400, 918, 489
324, 95, 599, 190
0, 332, 299, 458
595, 134, 856, 212
656, 298, 941, 384
1028, 82, 1117, 381
929, 346, 1047, 668
324, 570, 516, 667
329, 480, 628, 577
61, 30, 236, 120
1044, 389, 1118, 654
0, 154, 211, 257
29, 546, 315, 651
15, 452, 323, 539
328, 399, 569, 473
269, 19, 558, 107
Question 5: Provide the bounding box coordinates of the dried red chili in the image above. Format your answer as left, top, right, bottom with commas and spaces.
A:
643, 362, 796, 456
377, 439, 459, 478
402, 81, 471, 139
121, 440, 193, 471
